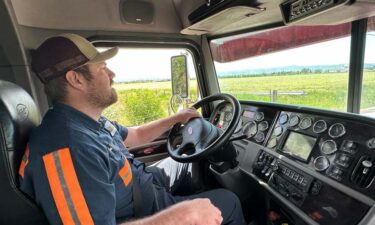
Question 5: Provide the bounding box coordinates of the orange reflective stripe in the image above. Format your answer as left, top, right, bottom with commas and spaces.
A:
57, 148, 94, 225
43, 148, 94, 225
43, 151, 75, 225
18, 146, 30, 178
118, 159, 132, 186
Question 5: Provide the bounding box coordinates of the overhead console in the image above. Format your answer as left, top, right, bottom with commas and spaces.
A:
280, 0, 375, 25
181, 0, 375, 36
280, 0, 350, 23
280, 0, 352, 24
181, 0, 265, 35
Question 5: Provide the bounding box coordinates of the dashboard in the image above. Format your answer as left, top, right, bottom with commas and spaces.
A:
211, 101, 375, 225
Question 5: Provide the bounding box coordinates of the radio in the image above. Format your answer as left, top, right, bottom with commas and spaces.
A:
254, 150, 320, 206
280, 0, 351, 24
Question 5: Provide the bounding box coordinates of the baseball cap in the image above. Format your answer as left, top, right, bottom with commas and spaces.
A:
31, 33, 118, 83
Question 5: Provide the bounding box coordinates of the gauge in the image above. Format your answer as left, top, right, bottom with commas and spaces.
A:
222, 122, 229, 130
224, 105, 232, 111
254, 131, 265, 143
243, 121, 257, 138
267, 137, 277, 148
279, 113, 289, 125
288, 115, 300, 127
258, 121, 269, 132
328, 123, 346, 138
321, 140, 338, 155
274, 126, 283, 137
314, 156, 330, 171
225, 112, 233, 121
299, 117, 312, 130
313, 120, 327, 134
255, 112, 264, 121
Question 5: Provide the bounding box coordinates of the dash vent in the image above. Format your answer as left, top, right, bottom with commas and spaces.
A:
351, 156, 375, 188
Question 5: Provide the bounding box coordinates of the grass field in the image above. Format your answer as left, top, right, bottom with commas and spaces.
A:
103, 71, 375, 125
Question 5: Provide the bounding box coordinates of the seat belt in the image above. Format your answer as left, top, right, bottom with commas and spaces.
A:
132, 169, 143, 218
102, 120, 143, 218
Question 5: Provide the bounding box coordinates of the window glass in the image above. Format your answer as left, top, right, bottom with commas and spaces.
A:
100, 48, 198, 126
211, 23, 352, 111
360, 16, 375, 118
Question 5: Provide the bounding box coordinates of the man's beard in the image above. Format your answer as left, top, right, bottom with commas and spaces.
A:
87, 87, 118, 109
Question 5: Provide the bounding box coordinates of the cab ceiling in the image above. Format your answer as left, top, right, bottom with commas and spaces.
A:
8, 0, 282, 36
9, 0, 375, 37
9, 0, 183, 33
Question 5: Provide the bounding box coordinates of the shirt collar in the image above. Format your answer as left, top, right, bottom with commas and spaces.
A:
51, 102, 105, 132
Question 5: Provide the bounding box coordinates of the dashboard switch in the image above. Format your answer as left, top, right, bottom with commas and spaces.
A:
335, 153, 351, 168
311, 181, 322, 195
265, 168, 273, 177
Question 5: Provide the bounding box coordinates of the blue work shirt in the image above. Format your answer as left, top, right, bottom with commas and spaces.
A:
19, 103, 155, 225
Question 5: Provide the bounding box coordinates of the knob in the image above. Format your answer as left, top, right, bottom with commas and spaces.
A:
362, 160, 373, 175
362, 160, 373, 167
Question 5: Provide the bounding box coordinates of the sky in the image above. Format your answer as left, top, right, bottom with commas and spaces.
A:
101, 48, 196, 82
102, 32, 375, 82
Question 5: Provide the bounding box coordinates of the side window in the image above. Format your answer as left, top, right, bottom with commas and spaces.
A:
100, 47, 198, 126
360, 16, 375, 118
211, 23, 352, 111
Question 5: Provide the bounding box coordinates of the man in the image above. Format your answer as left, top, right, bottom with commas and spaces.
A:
19, 33, 246, 225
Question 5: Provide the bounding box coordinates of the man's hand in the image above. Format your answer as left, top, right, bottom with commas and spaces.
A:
174, 108, 202, 124
123, 198, 223, 225
177, 198, 223, 225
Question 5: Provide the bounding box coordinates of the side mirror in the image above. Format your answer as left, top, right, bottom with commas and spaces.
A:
171, 55, 189, 98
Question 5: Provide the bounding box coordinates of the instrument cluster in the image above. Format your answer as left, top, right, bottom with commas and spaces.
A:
266, 111, 375, 198
211, 102, 278, 144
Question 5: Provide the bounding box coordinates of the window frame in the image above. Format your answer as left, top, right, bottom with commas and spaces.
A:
89, 36, 212, 120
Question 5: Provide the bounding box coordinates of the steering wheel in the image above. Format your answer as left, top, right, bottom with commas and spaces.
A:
167, 93, 241, 162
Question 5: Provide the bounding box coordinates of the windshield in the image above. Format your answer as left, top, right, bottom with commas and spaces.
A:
211, 22, 361, 112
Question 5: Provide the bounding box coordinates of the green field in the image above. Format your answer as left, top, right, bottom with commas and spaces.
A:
103, 71, 375, 126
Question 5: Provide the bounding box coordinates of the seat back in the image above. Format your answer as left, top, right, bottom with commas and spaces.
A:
0, 81, 48, 224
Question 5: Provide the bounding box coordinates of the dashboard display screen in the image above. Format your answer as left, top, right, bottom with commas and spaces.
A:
282, 131, 316, 161
243, 110, 255, 119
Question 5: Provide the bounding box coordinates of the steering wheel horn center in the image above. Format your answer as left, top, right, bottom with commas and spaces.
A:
167, 93, 241, 162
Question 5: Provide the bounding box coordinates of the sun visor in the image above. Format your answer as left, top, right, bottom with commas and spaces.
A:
181, 0, 265, 35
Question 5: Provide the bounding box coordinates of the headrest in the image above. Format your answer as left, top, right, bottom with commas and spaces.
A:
0, 80, 41, 180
